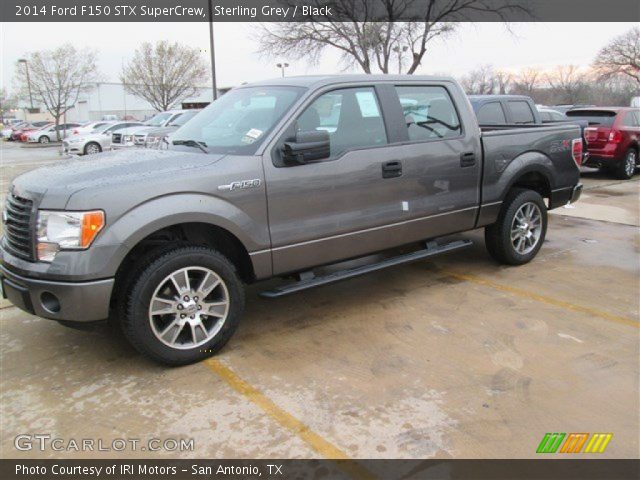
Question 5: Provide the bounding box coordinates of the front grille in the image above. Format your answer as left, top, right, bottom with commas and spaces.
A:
134, 135, 146, 145
3, 194, 35, 261
112, 133, 122, 144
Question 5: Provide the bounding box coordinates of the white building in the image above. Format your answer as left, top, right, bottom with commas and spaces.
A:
16, 82, 229, 123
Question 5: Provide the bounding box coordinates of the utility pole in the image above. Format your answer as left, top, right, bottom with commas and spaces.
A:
208, 1, 218, 101
18, 59, 34, 120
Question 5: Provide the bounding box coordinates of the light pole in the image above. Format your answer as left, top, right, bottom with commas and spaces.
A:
18, 59, 34, 116
207, 2, 218, 101
392, 46, 408, 74
276, 62, 289, 77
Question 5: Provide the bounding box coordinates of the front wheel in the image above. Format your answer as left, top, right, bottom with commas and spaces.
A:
121, 246, 245, 365
485, 188, 547, 265
615, 149, 637, 180
84, 142, 102, 155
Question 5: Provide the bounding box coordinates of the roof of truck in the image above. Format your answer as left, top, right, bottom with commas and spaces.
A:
240, 74, 456, 89
468, 94, 534, 103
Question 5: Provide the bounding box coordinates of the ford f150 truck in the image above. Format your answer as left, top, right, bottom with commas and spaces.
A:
0, 75, 583, 365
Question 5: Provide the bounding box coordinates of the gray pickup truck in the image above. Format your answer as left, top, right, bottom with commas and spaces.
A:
1, 75, 583, 365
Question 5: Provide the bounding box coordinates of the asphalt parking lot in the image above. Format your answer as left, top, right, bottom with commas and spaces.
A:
0, 140, 638, 460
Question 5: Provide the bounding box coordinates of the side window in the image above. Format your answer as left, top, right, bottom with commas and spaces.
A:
508, 101, 536, 124
296, 87, 387, 158
552, 112, 566, 121
539, 111, 550, 122
622, 111, 639, 127
395, 85, 462, 140
477, 102, 507, 124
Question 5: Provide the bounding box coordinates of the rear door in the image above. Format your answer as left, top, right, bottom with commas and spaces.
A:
391, 83, 482, 236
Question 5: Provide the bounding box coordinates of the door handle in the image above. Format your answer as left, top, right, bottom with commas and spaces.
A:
382, 161, 402, 178
460, 152, 476, 167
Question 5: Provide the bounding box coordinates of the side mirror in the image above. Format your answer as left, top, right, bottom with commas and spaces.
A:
282, 130, 330, 164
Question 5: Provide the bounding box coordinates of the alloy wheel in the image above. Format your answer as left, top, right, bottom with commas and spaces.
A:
510, 202, 543, 255
148, 267, 230, 350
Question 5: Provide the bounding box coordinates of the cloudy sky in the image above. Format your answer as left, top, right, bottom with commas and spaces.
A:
1, 22, 634, 93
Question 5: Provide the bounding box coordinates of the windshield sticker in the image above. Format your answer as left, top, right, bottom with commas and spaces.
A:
241, 128, 264, 144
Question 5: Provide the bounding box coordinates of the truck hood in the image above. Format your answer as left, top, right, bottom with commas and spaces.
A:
11, 149, 225, 209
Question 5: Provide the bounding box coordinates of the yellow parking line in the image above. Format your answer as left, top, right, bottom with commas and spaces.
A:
442, 271, 640, 328
204, 358, 376, 480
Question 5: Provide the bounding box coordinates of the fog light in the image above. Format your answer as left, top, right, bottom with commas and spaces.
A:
37, 242, 59, 262
40, 292, 61, 313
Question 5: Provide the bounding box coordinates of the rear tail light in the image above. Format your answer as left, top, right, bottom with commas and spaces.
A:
571, 138, 583, 166
608, 130, 622, 143
72, 129, 79, 135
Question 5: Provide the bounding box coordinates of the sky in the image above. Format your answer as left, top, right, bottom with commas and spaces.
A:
0, 22, 635, 94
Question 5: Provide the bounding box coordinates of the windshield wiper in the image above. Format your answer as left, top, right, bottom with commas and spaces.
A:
172, 139, 209, 153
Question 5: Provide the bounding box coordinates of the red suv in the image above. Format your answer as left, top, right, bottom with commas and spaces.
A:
566, 107, 640, 179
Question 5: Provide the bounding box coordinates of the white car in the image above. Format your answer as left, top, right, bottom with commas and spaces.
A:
69, 121, 114, 136
27, 123, 82, 143
110, 110, 188, 150
62, 121, 144, 155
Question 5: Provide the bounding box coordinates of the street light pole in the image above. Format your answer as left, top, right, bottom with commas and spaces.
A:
18, 59, 34, 110
207, 2, 218, 101
276, 62, 289, 77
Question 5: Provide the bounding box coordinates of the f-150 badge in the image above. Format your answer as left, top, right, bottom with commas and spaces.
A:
218, 179, 262, 191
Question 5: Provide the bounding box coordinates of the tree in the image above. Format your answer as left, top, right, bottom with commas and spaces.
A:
593, 27, 640, 84
0, 88, 18, 124
259, 0, 531, 74
511, 68, 540, 96
120, 41, 209, 112
14, 44, 99, 139
545, 65, 590, 105
460, 65, 498, 94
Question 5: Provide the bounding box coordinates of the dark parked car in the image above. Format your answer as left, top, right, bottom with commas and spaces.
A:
567, 107, 640, 179
468, 95, 541, 125
1, 75, 583, 365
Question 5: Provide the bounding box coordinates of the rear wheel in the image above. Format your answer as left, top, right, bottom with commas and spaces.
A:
84, 142, 102, 155
38, 136, 49, 144
615, 149, 637, 180
485, 188, 547, 265
121, 246, 245, 365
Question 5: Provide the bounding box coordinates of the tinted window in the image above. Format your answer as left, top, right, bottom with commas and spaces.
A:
539, 111, 551, 121
622, 111, 640, 127
477, 102, 507, 124
566, 110, 617, 126
508, 101, 535, 124
396, 85, 462, 140
296, 87, 387, 157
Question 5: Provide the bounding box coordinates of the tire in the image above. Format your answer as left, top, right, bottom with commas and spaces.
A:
121, 246, 245, 366
84, 142, 102, 155
38, 136, 50, 144
615, 149, 637, 180
485, 188, 547, 265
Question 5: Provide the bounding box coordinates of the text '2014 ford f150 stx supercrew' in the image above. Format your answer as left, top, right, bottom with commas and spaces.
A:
1, 75, 583, 365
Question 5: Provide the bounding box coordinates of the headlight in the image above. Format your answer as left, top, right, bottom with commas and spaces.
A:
145, 135, 162, 148
123, 135, 133, 143
36, 210, 105, 262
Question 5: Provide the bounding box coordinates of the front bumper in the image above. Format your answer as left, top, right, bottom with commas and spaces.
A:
62, 142, 83, 154
1, 264, 114, 322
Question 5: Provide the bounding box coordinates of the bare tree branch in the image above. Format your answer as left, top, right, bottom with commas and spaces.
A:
593, 27, 640, 85
120, 41, 210, 112
13, 44, 99, 140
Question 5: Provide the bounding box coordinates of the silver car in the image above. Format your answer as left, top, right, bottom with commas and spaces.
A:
27, 123, 82, 144
110, 110, 188, 150
63, 121, 144, 155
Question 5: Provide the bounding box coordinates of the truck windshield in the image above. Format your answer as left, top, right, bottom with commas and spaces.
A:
171, 86, 305, 154
145, 112, 173, 127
